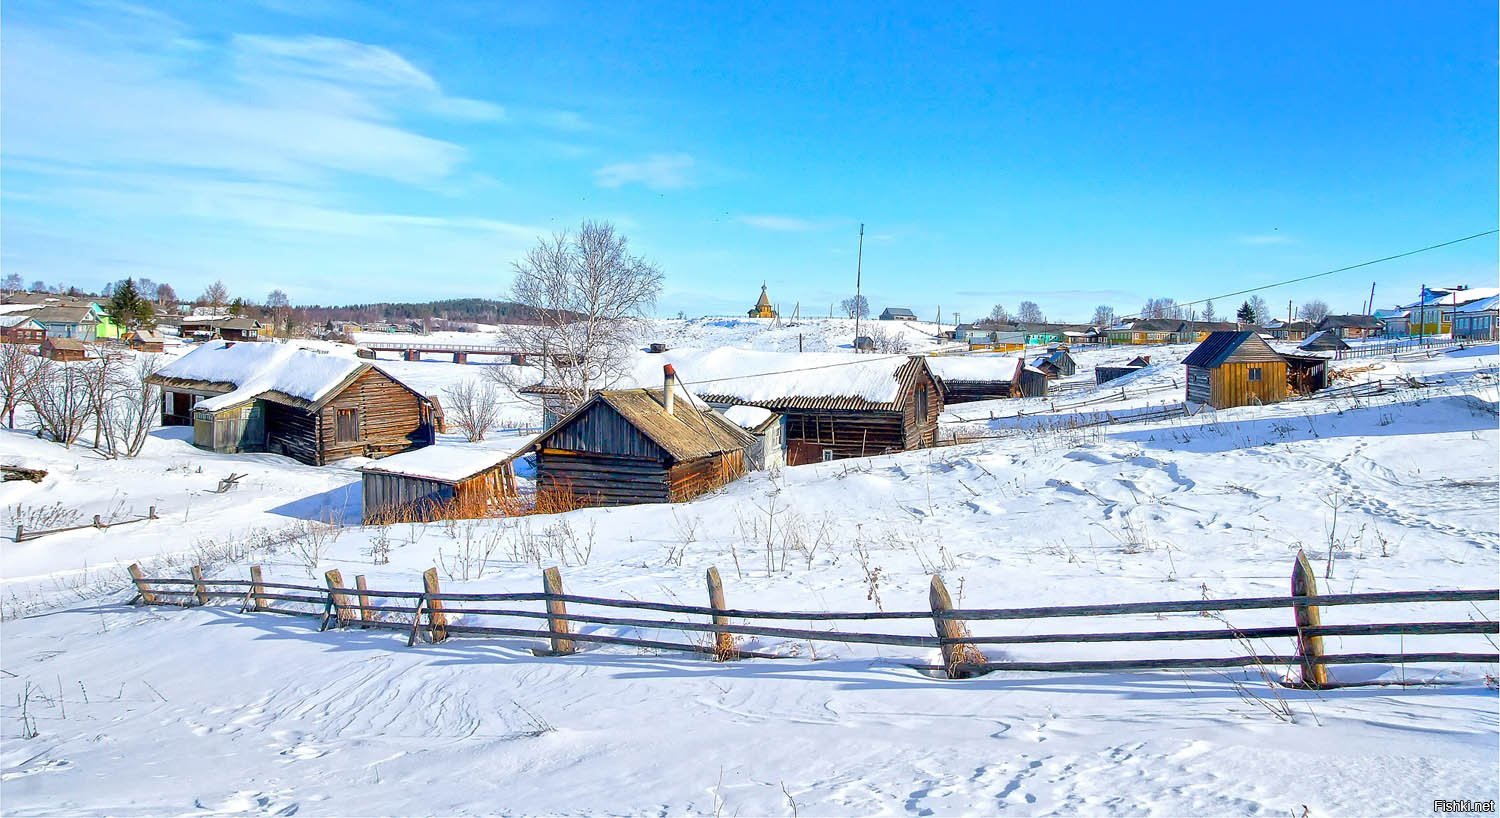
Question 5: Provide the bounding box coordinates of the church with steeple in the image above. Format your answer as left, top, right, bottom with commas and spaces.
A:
747, 283, 777, 318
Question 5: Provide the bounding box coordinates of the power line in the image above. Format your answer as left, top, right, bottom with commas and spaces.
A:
1124, 229, 1497, 321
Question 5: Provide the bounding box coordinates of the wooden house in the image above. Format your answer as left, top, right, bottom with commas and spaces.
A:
722, 405, 785, 470
530, 366, 754, 507
1452, 296, 1499, 341
39, 337, 88, 361
1298, 331, 1350, 353
1314, 314, 1383, 339
1183, 332, 1288, 409
125, 329, 166, 352
26, 305, 100, 341
880, 307, 918, 321
0, 315, 45, 345
148, 341, 435, 465
1031, 347, 1077, 379
928, 356, 1047, 403
360, 446, 515, 523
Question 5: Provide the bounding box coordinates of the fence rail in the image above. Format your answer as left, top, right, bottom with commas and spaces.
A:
15, 506, 158, 542
125, 552, 1498, 687
1335, 338, 1466, 360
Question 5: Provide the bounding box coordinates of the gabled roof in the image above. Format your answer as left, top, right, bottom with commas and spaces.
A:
926, 355, 1021, 384
1315, 314, 1382, 330
1455, 295, 1499, 314
24, 306, 99, 325
881, 307, 917, 317
537, 386, 754, 463
43, 337, 88, 351
148, 341, 428, 412
1183, 331, 1284, 368
360, 445, 510, 484
1299, 331, 1350, 351
0, 315, 44, 329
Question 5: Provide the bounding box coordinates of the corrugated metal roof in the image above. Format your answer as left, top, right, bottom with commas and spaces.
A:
1183, 331, 1284, 368
696, 357, 932, 413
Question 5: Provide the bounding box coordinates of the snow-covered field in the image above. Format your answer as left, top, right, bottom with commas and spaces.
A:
1, 326, 1496, 816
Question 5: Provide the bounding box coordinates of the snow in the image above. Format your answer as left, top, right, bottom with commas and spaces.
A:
153, 340, 367, 410
1, 330, 1497, 816
627, 347, 915, 404
721, 404, 774, 429
359, 443, 514, 483
924, 353, 1020, 381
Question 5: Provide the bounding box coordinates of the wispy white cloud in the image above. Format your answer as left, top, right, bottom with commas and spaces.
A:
595, 153, 696, 190
737, 214, 824, 232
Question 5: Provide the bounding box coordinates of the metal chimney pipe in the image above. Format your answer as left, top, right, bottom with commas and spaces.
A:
663, 364, 677, 415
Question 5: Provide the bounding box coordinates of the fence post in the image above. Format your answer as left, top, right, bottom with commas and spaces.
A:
423, 568, 448, 643
190, 565, 209, 606
15, 525, 22, 542
93, 514, 103, 529
1291, 549, 1329, 689
929, 575, 984, 679
324, 569, 353, 628
246, 565, 266, 611
355, 575, 372, 628
148, 505, 158, 520
706, 566, 737, 661
127, 563, 158, 604
542, 566, 575, 655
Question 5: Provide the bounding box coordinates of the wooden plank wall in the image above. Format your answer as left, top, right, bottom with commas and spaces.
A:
537, 452, 671, 506
900, 370, 943, 448
1210, 361, 1288, 408
316, 370, 432, 464
782, 411, 906, 464
668, 451, 745, 501
265, 402, 321, 465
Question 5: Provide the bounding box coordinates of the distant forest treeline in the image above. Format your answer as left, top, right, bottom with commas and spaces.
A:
299, 299, 557, 325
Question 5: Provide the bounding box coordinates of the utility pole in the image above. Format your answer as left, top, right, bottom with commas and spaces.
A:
1418, 283, 1426, 345
1287, 299, 1293, 326
1366, 282, 1376, 316
853, 223, 865, 349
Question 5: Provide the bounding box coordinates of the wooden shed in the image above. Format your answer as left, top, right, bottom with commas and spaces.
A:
928, 356, 1046, 402
1298, 330, 1350, 353
360, 446, 515, 523
148, 341, 435, 465
1096, 355, 1151, 385
1183, 332, 1288, 409
40, 337, 88, 361
125, 329, 166, 353
1283, 353, 1330, 396
531, 366, 755, 507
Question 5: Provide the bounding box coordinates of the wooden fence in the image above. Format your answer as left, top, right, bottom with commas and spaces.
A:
15, 506, 158, 543
1335, 338, 1465, 360
124, 552, 1498, 687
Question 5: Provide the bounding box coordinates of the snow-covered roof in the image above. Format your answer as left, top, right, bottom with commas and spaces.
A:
722, 404, 775, 430
924, 355, 1019, 383
150, 341, 367, 411
625, 348, 918, 406
1400, 286, 1500, 309
0, 315, 43, 328
1455, 295, 1499, 314
360, 445, 510, 483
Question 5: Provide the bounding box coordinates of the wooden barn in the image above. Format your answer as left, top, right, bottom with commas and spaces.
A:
1183, 332, 1288, 409
360, 446, 516, 523
530, 366, 754, 507
697, 356, 944, 464
125, 329, 166, 353
39, 337, 88, 361
1043, 347, 1077, 376
148, 341, 435, 465
1298, 330, 1350, 353
928, 356, 1047, 403
1095, 355, 1151, 385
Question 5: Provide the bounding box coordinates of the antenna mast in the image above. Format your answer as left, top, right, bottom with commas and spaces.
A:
854, 223, 865, 348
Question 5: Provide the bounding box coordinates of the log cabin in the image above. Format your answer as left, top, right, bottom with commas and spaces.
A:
1183, 331, 1288, 409
148, 341, 434, 465
530, 365, 754, 507
125, 329, 167, 353
39, 337, 88, 361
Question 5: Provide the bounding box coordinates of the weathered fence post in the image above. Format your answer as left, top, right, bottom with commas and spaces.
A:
355, 575, 372, 628
542, 566, 575, 655
14, 525, 23, 542
423, 568, 448, 643
706, 566, 737, 661
930, 575, 984, 679
1291, 549, 1329, 688
248, 565, 266, 612
148, 505, 158, 520
93, 514, 103, 529
127, 563, 158, 605
324, 569, 353, 628
190, 565, 209, 606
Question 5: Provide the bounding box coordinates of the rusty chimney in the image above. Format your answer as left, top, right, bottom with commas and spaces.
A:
663, 364, 677, 415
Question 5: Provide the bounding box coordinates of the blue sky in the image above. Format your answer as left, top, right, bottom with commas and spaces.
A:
2, 1, 1495, 320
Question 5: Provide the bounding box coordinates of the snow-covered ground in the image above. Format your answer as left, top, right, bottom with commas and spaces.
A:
1, 329, 1496, 816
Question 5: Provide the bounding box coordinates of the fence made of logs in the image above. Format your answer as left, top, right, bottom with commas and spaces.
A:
124, 551, 1498, 686
15, 506, 158, 543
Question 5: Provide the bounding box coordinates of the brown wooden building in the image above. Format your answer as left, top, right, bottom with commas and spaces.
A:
125, 329, 167, 353
530, 366, 754, 506
1183, 331, 1288, 409
360, 446, 516, 523
39, 337, 88, 361
928, 356, 1046, 403
148, 342, 435, 466
0, 316, 46, 345
702, 356, 943, 464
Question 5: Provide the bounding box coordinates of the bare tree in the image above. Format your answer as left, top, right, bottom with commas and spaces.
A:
266, 290, 292, 336
201, 280, 229, 311
1201, 300, 1217, 322
1090, 305, 1116, 326
25, 360, 90, 446
1247, 295, 1270, 325
1016, 301, 1045, 323
0, 343, 42, 428
839, 295, 869, 319
491, 220, 664, 412
97, 355, 161, 459
867, 325, 911, 353
155, 282, 178, 311
988, 303, 1010, 322
2, 272, 21, 293
1297, 299, 1331, 324
1140, 297, 1183, 320
443, 378, 502, 442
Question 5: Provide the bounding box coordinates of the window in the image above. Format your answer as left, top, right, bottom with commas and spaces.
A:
821, 449, 835, 462
336, 408, 360, 443
1248, 367, 1262, 382
916, 385, 929, 420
